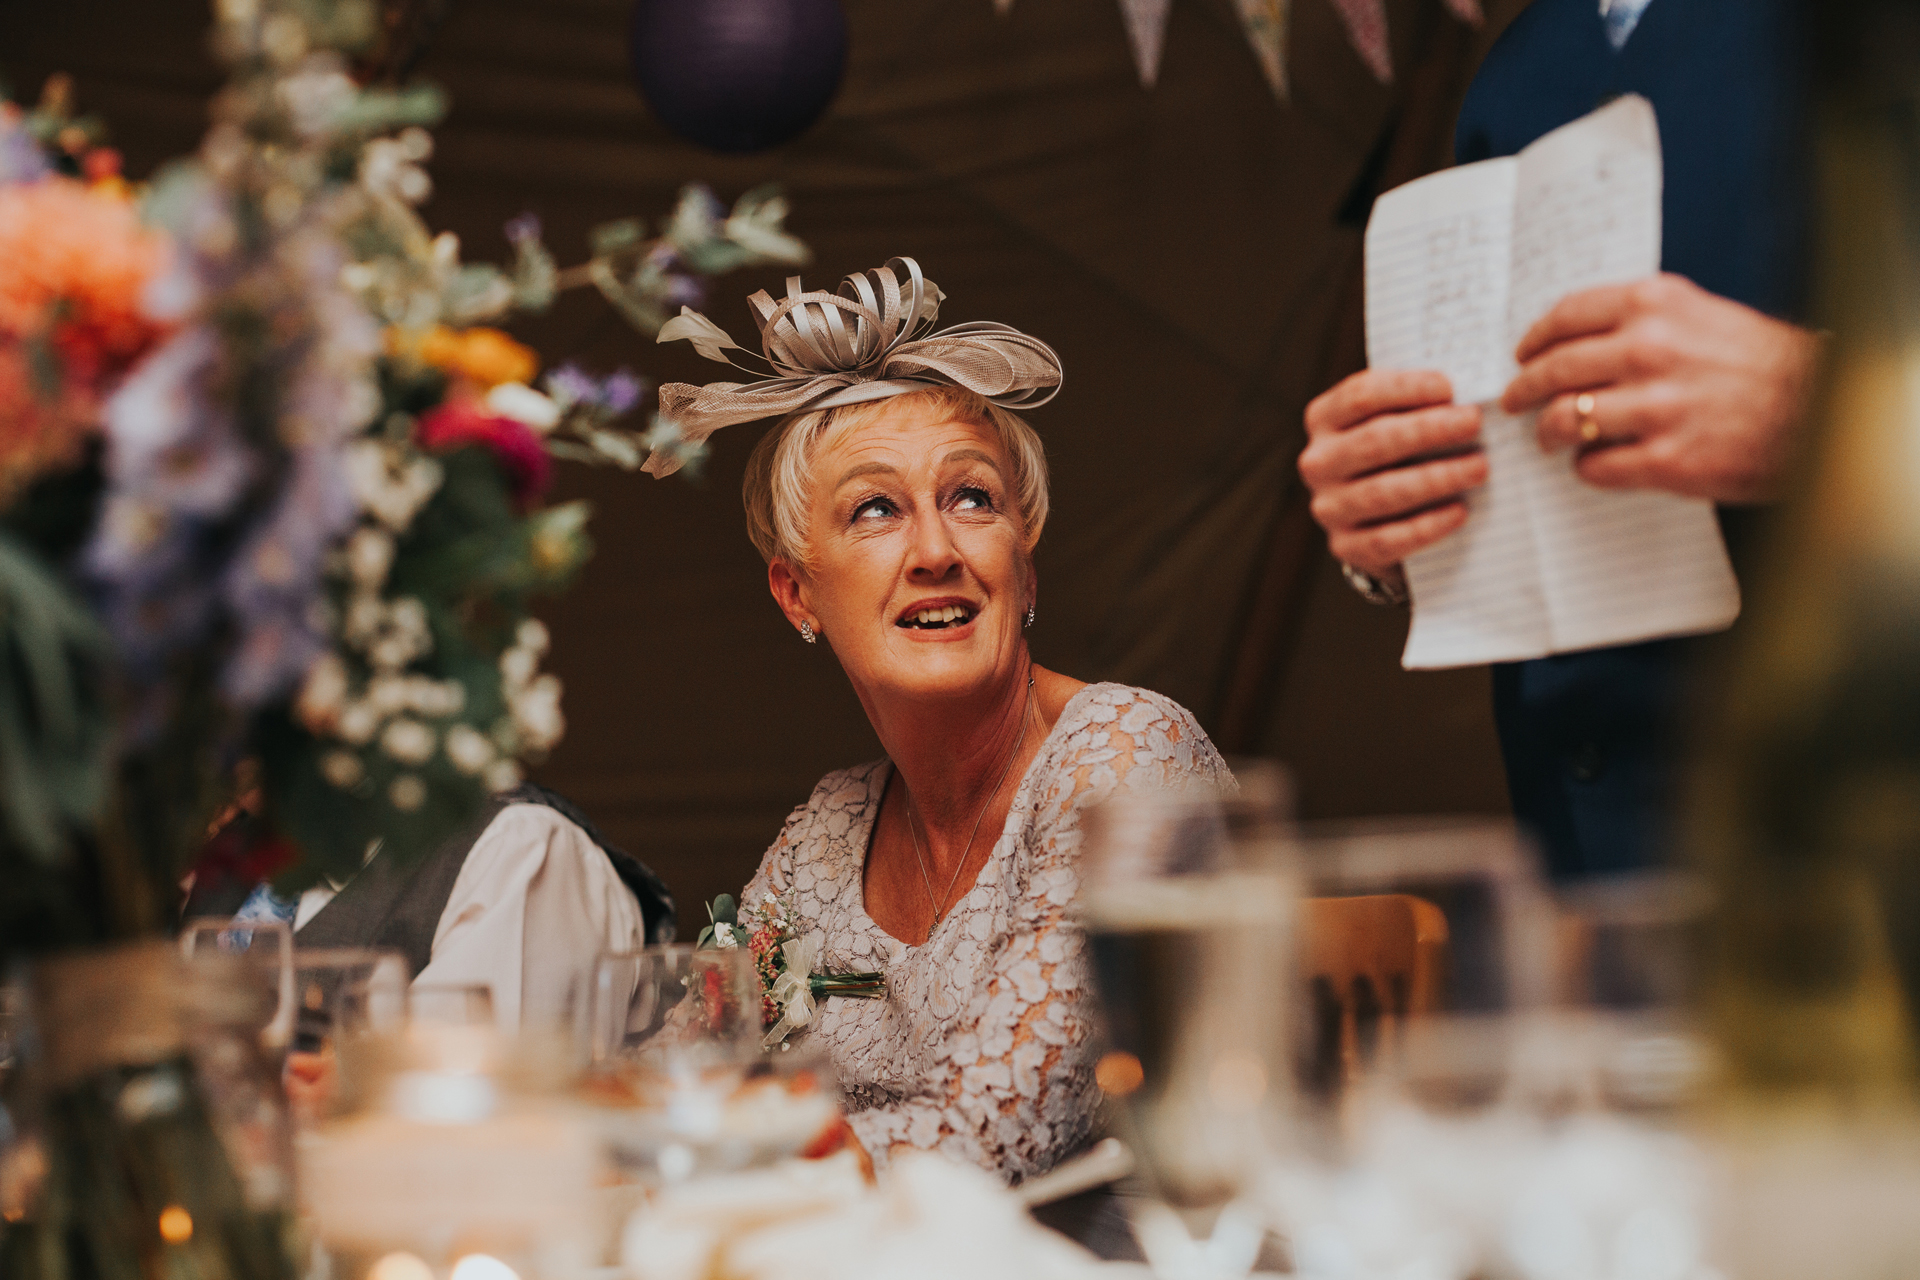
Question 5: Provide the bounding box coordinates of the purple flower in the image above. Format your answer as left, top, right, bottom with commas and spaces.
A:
94, 328, 256, 521
662, 272, 705, 310
544, 362, 598, 409
504, 211, 542, 244
602, 368, 643, 417
0, 115, 49, 186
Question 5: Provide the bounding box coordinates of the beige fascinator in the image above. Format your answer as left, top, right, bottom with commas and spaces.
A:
646, 257, 1063, 476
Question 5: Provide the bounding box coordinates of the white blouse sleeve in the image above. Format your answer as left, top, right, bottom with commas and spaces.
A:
845, 688, 1232, 1180
413, 803, 650, 1032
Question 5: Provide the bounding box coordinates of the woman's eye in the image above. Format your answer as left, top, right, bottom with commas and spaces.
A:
953, 486, 992, 511
852, 497, 896, 522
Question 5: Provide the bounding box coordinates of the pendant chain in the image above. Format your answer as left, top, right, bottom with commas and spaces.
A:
905, 671, 1036, 932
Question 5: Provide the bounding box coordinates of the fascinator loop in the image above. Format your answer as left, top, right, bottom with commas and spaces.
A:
647, 257, 1063, 476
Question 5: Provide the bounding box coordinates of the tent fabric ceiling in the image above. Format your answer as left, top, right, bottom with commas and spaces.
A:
5, 0, 1523, 934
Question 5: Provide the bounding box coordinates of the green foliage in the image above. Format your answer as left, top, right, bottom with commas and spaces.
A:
0, 532, 111, 864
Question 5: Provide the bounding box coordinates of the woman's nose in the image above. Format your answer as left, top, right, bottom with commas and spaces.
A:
905, 508, 962, 580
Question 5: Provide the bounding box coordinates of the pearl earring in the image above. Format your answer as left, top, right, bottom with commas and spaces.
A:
800, 621, 816, 644
1024, 604, 1036, 629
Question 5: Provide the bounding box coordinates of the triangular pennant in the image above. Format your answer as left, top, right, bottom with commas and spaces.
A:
1442, 0, 1483, 24
1232, 0, 1289, 99
1118, 0, 1173, 87
1330, 0, 1392, 82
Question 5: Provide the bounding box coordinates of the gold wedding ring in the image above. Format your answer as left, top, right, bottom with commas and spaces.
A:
1575, 392, 1600, 443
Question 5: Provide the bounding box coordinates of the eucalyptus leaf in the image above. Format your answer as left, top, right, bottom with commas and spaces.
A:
590, 217, 645, 257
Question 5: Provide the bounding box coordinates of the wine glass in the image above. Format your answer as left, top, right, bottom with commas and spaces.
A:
1078, 765, 1299, 1280
180, 917, 296, 1055
1268, 817, 1555, 1280
285, 948, 409, 1126
584, 945, 808, 1183
1545, 870, 1714, 1117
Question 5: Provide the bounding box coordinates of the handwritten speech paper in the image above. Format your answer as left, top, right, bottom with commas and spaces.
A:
1363, 95, 1740, 670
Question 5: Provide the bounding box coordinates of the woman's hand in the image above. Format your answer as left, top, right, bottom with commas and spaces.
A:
1299, 369, 1488, 582
1503, 273, 1820, 503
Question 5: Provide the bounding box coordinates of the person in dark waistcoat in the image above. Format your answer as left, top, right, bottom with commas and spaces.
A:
190, 784, 674, 1033
1297, 0, 1818, 878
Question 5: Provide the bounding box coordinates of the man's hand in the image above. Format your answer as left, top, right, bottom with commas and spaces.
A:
1299, 368, 1488, 580
1503, 273, 1819, 503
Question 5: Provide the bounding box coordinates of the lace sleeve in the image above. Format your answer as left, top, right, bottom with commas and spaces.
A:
845, 687, 1232, 1181
737, 796, 811, 914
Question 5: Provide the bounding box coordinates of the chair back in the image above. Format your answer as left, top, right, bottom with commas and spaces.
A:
1301, 893, 1449, 1091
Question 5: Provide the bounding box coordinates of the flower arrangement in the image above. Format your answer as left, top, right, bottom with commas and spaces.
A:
700, 893, 886, 1047
0, 0, 808, 940
0, 15, 808, 1280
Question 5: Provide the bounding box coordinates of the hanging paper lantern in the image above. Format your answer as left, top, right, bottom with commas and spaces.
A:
628, 0, 849, 154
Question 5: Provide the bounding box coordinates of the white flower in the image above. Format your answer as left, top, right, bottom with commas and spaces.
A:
360, 135, 432, 204
337, 700, 380, 745
320, 749, 364, 789
295, 652, 350, 731
388, 597, 429, 644
483, 759, 523, 794
515, 618, 550, 655
499, 645, 537, 689
444, 723, 495, 775
380, 717, 436, 765
510, 674, 565, 752
712, 925, 739, 950
278, 69, 356, 138
345, 527, 394, 588
388, 774, 428, 812
346, 440, 443, 532
343, 592, 384, 645
486, 382, 561, 433
367, 675, 408, 714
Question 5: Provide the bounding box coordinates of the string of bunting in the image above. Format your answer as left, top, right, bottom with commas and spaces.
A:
995, 0, 1482, 97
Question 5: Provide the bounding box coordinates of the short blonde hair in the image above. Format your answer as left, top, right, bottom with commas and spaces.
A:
742, 385, 1050, 567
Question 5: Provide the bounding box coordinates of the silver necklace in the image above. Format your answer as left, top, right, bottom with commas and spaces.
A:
904, 672, 1035, 932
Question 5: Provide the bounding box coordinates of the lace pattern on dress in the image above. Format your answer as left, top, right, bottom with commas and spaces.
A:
738, 682, 1231, 1182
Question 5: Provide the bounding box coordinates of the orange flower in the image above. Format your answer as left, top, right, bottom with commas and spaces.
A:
0, 175, 169, 384
0, 175, 169, 502
394, 324, 538, 390
0, 344, 98, 506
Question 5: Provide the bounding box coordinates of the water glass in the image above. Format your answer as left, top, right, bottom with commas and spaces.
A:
1078, 765, 1299, 1280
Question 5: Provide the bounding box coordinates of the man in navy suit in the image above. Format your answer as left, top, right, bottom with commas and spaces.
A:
1298, 0, 1818, 879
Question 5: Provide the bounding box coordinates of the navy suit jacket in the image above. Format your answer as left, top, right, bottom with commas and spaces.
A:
1451, 0, 1808, 879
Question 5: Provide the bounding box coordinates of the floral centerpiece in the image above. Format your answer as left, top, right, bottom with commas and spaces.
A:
700, 892, 885, 1047
0, 0, 809, 1271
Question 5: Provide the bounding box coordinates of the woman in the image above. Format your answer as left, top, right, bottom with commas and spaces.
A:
649, 259, 1231, 1181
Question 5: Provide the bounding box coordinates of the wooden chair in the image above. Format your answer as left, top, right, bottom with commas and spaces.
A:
1301, 894, 1449, 1094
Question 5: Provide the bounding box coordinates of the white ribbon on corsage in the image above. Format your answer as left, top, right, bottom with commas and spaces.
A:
762, 935, 820, 1048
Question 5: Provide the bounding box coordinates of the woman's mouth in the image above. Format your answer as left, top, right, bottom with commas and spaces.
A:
897, 604, 977, 630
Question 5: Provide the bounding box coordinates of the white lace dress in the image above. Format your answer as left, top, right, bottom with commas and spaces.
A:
740, 682, 1232, 1182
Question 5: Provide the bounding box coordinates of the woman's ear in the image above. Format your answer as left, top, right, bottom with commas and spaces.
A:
768, 558, 814, 636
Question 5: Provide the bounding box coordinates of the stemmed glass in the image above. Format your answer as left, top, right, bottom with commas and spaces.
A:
1266, 817, 1555, 1280
584, 945, 833, 1183
1078, 766, 1299, 1280
284, 948, 408, 1126
180, 917, 296, 1055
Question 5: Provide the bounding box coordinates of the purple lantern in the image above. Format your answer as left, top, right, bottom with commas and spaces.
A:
628, 0, 849, 155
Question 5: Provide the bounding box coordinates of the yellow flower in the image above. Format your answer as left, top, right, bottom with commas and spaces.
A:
394, 324, 538, 389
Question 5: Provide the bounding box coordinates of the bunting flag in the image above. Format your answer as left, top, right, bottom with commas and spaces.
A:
983, 0, 1484, 97
1118, 0, 1173, 87
1231, 0, 1290, 99
1329, 0, 1392, 82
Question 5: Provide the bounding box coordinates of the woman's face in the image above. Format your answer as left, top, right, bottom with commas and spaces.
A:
774, 399, 1033, 707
